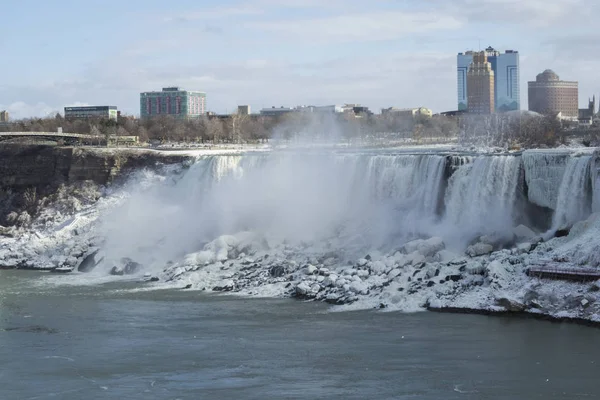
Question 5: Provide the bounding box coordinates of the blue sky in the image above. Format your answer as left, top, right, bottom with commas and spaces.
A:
1, 0, 598, 119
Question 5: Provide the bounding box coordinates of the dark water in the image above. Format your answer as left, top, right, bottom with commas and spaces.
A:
1, 271, 599, 400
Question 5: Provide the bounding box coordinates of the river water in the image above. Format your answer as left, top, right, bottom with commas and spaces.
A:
1, 271, 599, 400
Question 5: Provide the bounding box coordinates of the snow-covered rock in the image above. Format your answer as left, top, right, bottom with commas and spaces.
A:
466, 243, 494, 257
400, 237, 445, 258
513, 224, 536, 242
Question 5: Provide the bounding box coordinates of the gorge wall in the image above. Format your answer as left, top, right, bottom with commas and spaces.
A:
0, 144, 192, 189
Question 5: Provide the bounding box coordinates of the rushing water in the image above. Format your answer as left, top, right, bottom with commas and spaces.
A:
1, 271, 600, 400
552, 156, 592, 231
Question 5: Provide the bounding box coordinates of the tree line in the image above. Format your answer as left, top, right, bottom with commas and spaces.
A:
0, 110, 573, 148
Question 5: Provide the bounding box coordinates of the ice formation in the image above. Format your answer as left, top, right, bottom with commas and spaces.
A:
2, 147, 600, 322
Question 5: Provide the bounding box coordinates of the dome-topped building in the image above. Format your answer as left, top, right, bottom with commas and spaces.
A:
528, 69, 578, 120
537, 69, 560, 82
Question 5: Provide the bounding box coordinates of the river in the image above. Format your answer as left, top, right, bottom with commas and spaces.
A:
1, 271, 599, 399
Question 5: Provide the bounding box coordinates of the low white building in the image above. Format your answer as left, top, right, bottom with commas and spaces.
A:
381, 107, 433, 119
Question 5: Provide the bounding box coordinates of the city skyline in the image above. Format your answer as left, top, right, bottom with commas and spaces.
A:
1, 0, 600, 119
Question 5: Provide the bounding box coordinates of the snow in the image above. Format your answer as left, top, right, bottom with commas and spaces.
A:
3, 147, 600, 323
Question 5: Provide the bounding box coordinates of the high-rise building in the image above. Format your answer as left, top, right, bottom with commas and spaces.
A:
467, 51, 495, 114
528, 69, 578, 120
140, 87, 206, 119
64, 106, 118, 120
0, 110, 8, 123
458, 46, 520, 112
237, 105, 251, 115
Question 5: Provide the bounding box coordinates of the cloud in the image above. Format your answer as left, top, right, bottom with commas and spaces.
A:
252, 11, 463, 42
164, 6, 263, 23
430, 0, 587, 26
0, 101, 56, 120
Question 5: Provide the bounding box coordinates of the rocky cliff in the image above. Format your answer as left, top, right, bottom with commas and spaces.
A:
0, 144, 191, 188
0, 144, 192, 226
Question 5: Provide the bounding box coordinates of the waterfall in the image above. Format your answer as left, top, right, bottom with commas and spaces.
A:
552, 156, 592, 231
522, 150, 570, 210
92, 149, 596, 271
443, 155, 522, 243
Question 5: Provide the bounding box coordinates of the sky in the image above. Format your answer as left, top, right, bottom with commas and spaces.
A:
0, 0, 599, 119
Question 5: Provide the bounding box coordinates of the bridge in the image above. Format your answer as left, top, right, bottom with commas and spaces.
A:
0, 132, 139, 146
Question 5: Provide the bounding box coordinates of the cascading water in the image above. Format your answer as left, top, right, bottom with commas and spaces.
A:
443, 155, 522, 245
91, 149, 595, 274
522, 150, 570, 210
552, 155, 592, 231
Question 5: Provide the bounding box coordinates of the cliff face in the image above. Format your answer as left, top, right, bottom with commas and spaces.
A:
0, 144, 191, 189
0, 144, 192, 227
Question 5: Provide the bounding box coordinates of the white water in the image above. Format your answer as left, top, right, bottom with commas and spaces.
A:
87, 151, 545, 274
552, 156, 592, 231
522, 150, 570, 210
443, 155, 522, 245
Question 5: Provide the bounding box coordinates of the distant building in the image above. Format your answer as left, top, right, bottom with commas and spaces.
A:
237, 105, 251, 115
140, 87, 206, 119
259, 106, 296, 117
439, 110, 468, 117
297, 105, 345, 113
578, 96, 596, 125
381, 107, 433, 119
64, 106, 118, 120
467, 51, 495, 114
528, 70, 578, 120
458, 46, 520, 112
0, 110, 8, 123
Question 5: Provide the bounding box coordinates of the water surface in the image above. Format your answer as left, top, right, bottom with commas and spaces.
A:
1, 270, 599, 399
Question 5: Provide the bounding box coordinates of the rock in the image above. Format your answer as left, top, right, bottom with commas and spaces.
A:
590, 280, 600, 292
407, 252, 426, 266
448, 274, 461, 282
349, 281, 368, 295
515, 242, 532, 254
77, 249, 100, 273
183, 284, 192, 289
213, 280, 235, 292
295, 282, 311, 296
269, 265, 286, 278
427, 281, 435, 287
325, 293, 341, 304
123, 259, 142, 275
387, 268, 401, 280
401, 237, 445, 257
319, 267, 331, 276
304, 265, 317, 275
464, 261, 485, 275
356, 258, 369, 267
496, 297, 526, 312
370, 261, 387, 275
513, 224, 536, 242
581, 298, 591, 308
356, 269, 369, 278
435, 250, 458, 263
423, 265, 437, 279
149, 277, 159, 282
486, 260, 512, 288
466, 243, 494, 257
322, 274, 338, 287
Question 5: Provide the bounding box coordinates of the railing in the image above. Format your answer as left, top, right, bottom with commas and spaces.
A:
526, 265, 600, 282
